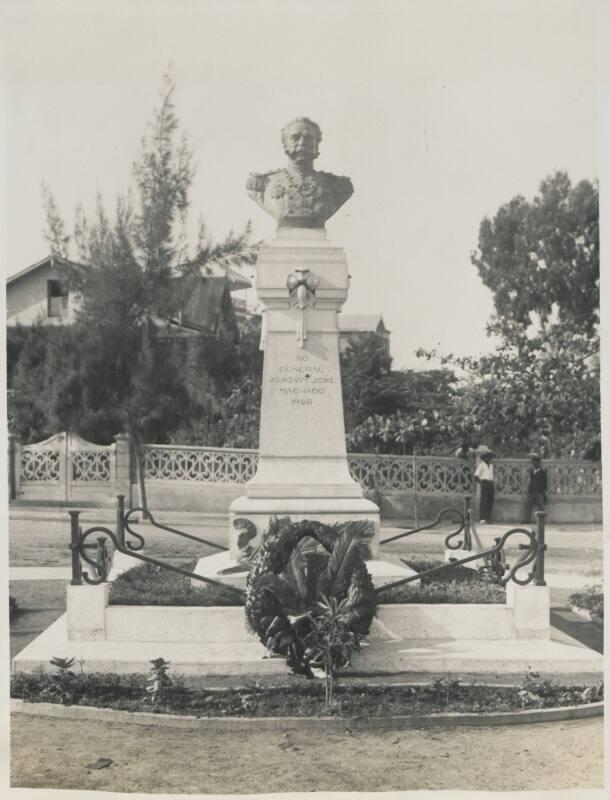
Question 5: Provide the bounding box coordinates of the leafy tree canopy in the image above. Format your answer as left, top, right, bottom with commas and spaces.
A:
473, 171, 599, 339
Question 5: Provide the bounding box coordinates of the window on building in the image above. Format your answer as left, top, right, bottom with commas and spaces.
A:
47, 280, 69, 317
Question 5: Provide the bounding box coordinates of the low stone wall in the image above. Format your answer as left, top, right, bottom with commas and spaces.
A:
65, 582, 550, 643
380, 492, 603, 525
141, 482, 602, 524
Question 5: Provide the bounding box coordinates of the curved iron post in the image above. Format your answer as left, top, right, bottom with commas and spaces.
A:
72, 523, 245, 599
76, 526, 117, 585
380, 506, 465, 546
497, 527, 538, 586
534, 511, 547, 586
124, 506, 228, 553
69, 511, 83, 585
122, 507, 147, 551
376, 525, 538, 596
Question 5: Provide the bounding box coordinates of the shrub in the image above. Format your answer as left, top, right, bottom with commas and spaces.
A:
108, 555, 505, 607
404, 557, 487, 585
569, 585, 603, 620
517, 669, 604, 709
380, 579, 505, 604
108, 562, 244, 606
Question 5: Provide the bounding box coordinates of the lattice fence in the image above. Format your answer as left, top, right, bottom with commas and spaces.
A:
71, 451, 111, 482
142, 445, 259, 484
141, 446, 601, 497
20, 449, 61, 482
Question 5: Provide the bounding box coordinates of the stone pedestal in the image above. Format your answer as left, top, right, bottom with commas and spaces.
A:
228, 228, 379, 558
506, 582, 551, 639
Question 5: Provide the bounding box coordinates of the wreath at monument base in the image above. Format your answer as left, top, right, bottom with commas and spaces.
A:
245, 517, 377, 678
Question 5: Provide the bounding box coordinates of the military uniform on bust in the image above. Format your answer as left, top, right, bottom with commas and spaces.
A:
246, 116, 354, 229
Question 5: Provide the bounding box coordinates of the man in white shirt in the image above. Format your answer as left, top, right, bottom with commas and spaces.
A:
474, 446, 495, 523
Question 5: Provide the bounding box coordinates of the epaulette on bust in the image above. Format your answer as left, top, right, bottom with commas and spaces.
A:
318, 171, 353, 191
246, 170, 281, 191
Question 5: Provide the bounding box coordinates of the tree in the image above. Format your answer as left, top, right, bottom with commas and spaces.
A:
417, 171, 600, 459
37, 71, 255, 461
340, 334, 460, 454
473, 172, 599, 339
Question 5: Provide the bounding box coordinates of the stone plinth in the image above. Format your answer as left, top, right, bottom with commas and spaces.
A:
228, 228, 379, 557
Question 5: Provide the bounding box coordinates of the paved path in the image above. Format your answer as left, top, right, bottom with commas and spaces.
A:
10, 567, 73, 581
10, 713, 602, 793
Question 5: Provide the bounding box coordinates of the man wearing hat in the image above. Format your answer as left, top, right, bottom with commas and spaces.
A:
525, 452, 548, 523
474, 446, 495, 523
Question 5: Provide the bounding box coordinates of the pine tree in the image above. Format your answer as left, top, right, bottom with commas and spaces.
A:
36, 71, 257, 507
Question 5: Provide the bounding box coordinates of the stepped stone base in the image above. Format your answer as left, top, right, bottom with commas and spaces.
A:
12, 613, 602, 679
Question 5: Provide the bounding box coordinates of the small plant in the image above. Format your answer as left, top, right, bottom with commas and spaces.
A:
144, 658, 172, 704
423, 675, 463, 705
43, 657, 77, 704
301, 595, 369, 708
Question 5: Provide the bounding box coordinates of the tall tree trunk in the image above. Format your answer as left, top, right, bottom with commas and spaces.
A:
131, 431, 150, 520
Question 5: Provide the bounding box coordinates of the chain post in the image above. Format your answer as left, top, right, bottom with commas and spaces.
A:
116, 494, 126, 548
534, 511, 547, 586
96, 536, 109, 581
463, 495, 472, 550
69, 511, 83, 585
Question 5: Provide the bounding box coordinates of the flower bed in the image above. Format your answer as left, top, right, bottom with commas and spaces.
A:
10, 670, 603, 717
109, 559, 505, 607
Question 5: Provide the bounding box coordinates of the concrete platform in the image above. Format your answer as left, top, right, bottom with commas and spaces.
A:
13, 612, 602, 680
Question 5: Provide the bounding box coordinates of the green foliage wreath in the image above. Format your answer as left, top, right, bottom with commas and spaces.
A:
245, 517, 377, 677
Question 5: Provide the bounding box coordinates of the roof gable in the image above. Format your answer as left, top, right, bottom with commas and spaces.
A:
7, 255, 86, 286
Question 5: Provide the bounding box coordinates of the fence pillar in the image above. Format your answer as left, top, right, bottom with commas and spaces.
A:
113, 433, 132, 507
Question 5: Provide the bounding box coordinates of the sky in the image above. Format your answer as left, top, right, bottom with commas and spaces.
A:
1, 0, 603, 369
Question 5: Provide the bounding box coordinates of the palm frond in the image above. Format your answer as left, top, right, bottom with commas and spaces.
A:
319, 525, 370, 599
284, 547, 308, 601
305, 551, 329, 603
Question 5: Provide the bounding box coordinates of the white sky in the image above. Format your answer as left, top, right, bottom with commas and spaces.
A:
1, 0, 603, 369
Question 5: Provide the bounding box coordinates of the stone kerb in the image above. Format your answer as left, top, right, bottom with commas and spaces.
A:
64, 581, 551, 644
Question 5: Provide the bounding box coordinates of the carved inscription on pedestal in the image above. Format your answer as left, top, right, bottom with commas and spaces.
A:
268, 354, 337, 406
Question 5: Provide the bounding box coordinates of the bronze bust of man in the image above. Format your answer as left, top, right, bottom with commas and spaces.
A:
246, 117, 354, 229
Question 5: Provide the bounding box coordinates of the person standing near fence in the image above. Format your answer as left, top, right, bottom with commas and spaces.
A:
525, 452, 548, 523
474, 446, 495, 523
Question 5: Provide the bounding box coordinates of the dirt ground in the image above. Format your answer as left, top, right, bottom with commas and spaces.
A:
11, 713, 603, 793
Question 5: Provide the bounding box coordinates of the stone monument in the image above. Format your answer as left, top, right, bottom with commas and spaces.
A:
231, 117, 380, 557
